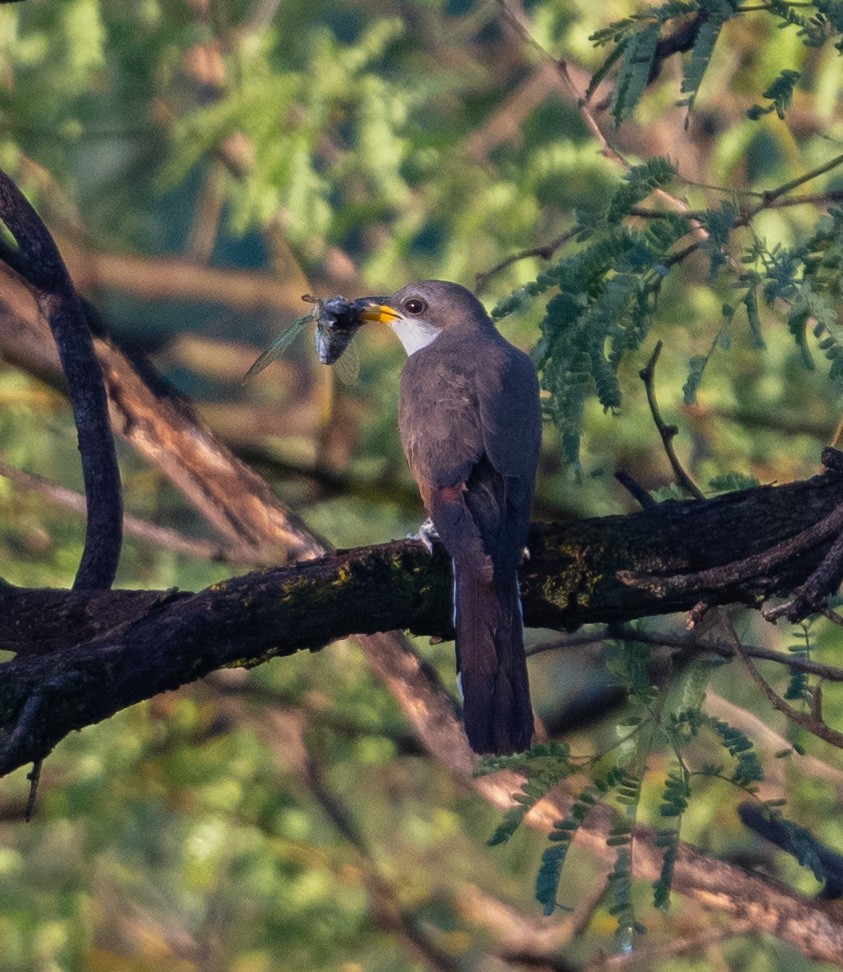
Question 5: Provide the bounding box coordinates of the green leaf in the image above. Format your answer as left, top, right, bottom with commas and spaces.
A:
481, 743, 574, 845
707, 472, 761, 492
584, 38, 630, 104
607, 158, 677, 224
653, 828, 679, 909
678, 0, 737, 121
535, 782, 601, 914
683, 354, 708, 406
699, 201, 738, 276
747, 69, 801, 120
611, 21, 661, 125
705, 716, 764, 787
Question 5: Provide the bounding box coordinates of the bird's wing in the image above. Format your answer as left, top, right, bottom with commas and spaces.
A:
418, 481, 494, 582
477, 343, 541, 479
399, 350, 493, 577
476, 343, 542, 550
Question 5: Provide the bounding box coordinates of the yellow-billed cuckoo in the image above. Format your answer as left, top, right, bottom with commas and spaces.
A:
361, 280, 541, 755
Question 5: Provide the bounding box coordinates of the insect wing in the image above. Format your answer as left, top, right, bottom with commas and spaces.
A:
333, 334, 361, 384
242, 312, 313, 382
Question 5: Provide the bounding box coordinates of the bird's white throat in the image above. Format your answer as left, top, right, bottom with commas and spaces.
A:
390, 319, 441, 355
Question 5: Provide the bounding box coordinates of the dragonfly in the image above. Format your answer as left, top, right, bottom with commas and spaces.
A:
243, 294, 372, 385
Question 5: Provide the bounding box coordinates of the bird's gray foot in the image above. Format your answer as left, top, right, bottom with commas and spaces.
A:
408, 517, 439, 554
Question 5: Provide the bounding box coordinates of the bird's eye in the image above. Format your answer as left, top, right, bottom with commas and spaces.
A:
403, 297, 427, 315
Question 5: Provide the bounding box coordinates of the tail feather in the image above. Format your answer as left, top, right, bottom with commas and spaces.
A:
455, 566, 533, 755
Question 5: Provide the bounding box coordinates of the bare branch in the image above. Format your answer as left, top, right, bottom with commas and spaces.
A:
0, 457, 257, 564
529, 625, 843, 683
0, 170, 122, 589
639, 341, 704, 499
734, 641, 843, 749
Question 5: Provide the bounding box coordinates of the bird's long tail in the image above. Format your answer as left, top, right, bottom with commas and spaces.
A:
455, 565, 533, 755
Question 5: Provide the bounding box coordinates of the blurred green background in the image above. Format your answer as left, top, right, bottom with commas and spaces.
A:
1, 0, 843, 969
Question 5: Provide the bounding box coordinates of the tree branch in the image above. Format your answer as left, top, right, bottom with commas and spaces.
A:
0, 457, 252, 564
4, 459, 843, 773
0, 264, 320, 563
0, 171, 122, 589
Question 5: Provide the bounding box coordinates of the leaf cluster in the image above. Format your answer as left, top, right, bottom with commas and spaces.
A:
493, 638, 782, 933
740, 207, 843, 385
497, 166, 843, 462
589, 0, 842, 125
495, 159, 691, 465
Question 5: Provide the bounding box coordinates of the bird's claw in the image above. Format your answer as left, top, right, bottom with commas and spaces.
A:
408, 517, 439, 554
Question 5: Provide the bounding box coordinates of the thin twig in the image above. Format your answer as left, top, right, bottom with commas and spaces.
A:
0, 457, 260, 564
817, 605, 843, 628
527, 624, 843, 682
614, 470, 657, 509
630, 189, 843, 222
475, 225, 581, 290
733, 639, 843, 749
759, 152, 843, 207
639, 341, 704, 499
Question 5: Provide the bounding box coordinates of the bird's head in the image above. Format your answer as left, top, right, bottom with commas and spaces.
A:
361, 280, 491, 355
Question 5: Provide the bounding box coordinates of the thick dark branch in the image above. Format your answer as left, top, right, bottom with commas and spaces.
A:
0, 541, 452, 776
0, 171, 122, 589
3, 463, 843, 774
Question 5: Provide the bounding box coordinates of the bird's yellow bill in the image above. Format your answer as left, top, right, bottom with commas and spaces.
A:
361, 303, 400, 324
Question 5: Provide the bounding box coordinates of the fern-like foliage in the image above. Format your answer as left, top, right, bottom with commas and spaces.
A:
608, 158, 677, 224
494, 635, 778, 927
768, 0, 842, 47
705, 715, 765, 788
816, 0, 843, 51
653, 767, 690, 909
678, 0, 739, 121
785, 622, 814, 703
699, 201, 739, 277
589, 1, 842, 125
535, 765, 629, 916
476, 742, 575, 846
535, 782, 600, 915
707, 471, 761, 493
743, 207, 843, 385
494, 159, 691, 466
608, 768, 647, 944
499, 182, 843, 466
747, 69, 802, 120
610, 21, 662, 126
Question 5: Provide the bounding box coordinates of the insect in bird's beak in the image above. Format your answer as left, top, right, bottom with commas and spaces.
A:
244, 295, 401, 384
313, 296, 368, 365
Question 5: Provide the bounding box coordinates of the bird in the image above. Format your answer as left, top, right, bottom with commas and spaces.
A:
360, 280, 541, 755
